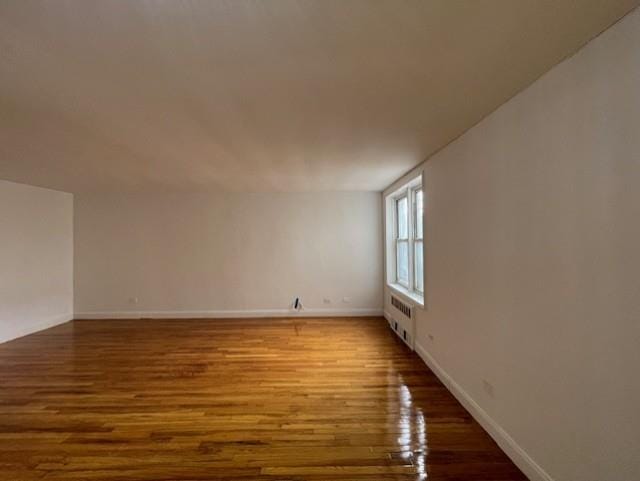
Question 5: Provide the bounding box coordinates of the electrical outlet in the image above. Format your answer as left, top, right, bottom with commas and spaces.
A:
482, 380, 495, 398
323, 298, 331, 304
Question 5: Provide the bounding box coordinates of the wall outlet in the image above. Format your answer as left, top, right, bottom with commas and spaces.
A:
323, 298, 331, 304
482, 380, 495, 398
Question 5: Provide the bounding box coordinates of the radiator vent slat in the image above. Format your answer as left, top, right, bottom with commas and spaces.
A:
391, 296, 412, 319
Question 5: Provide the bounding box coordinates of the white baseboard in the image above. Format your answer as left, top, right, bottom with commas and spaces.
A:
414, 341, 553, 481
0, 312, 74, 344
74, 308, 383, 320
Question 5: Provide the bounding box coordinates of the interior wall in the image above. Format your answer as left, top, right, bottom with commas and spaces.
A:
384, 8, 640, 481
74, 191, 382, 317
0, 180, 74, 343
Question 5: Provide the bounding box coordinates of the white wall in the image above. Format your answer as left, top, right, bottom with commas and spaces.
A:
384, 9, 640, 481
75, 192, 382, 318
0, 180, 73, 343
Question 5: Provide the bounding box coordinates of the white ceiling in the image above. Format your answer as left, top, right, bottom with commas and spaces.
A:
1, 0, 638, 193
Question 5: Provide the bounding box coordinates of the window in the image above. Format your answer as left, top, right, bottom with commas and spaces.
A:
413, 188, 423, 293
386, 176, 424, 305
395, 195, 409, 286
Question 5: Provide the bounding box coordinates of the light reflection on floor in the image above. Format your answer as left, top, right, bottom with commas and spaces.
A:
392, 368, 428, 479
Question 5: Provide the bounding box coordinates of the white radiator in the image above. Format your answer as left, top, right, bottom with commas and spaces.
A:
386, 295, 415, 350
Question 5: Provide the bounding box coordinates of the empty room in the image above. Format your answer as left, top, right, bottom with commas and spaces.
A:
1, 1, 639, 480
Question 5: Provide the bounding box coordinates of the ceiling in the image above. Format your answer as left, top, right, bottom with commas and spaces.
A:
1, 0, 638, 193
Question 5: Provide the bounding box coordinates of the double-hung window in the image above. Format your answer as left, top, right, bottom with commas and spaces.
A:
395, 195, 410, 287
413, 188, 424, 294
386, 176, 424, 305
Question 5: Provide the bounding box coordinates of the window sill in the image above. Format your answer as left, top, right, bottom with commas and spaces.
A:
388, 283, 424, 308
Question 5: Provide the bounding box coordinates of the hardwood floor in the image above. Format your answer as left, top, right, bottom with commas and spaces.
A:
0, 317, 526, 480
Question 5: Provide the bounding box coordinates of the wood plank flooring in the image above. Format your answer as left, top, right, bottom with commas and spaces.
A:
0, 317, 526, 480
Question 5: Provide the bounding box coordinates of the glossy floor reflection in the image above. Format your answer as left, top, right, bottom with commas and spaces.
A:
0, 317, 526, 480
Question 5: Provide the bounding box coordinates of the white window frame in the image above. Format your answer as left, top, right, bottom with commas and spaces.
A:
412, 186, 423, 295
394, 194, 410, 288
386, 175, 424, 306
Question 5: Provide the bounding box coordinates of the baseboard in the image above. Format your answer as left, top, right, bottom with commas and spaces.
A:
74, 308, 383, 320
414, 341, 554, 481
0, 312, 74, 344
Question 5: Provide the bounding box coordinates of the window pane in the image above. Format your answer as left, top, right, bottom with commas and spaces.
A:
415, 189, 423, 239
414, 240, 424, 292
397, 240, 409, 285
396, 197, 408, 239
